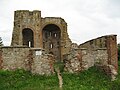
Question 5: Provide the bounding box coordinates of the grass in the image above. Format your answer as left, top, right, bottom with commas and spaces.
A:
0, 61, 120, 90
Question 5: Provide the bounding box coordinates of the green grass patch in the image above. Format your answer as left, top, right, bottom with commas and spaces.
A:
0, 61, 120, 90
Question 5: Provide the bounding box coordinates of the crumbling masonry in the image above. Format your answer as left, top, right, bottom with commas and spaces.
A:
0, 10, 118, 79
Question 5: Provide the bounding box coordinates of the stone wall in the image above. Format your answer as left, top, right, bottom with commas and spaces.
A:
64, 35, 118, 79
0, 47, 55, 75
0, 46, 30, 71
64, 43, 108, 73
31, 48, 55, 75
79, 35, 118, 71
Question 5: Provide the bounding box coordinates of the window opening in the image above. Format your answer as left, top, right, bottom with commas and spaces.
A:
45, 32, 47, 38
50, 43, 53, 48
29, 41, 31, 47
50, 32, 52, 37
54, 33, 57, 37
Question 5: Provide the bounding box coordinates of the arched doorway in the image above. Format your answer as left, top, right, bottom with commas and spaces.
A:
22, 28, 34, 47
42, 24, 61, 60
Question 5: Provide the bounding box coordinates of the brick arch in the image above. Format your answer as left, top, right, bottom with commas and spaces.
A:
42, 24, 61, 60
22, 28, 34, 47
41, 23, 62, 32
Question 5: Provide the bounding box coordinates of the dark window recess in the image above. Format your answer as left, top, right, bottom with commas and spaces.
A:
42, 24, 61, 60
100, 39, 102, 43
22, 28, 34, 47
29, 12, 33, 15
112, 37, 115, 40
104, 39, 107, 47
45, 32, 47, 39
49, 52, 54, 55
43, 42, 45, 48
95, 40, 97, 46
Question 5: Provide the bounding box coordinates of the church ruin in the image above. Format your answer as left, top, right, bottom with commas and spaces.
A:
11, 10, 71, 61
0, 10, 118, 79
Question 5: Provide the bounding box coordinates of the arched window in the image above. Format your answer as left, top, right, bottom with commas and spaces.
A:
42, 24, 61, 60
22, 28, 34, 47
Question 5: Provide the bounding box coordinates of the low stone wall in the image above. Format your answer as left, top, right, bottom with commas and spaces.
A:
0, 47, 55, 75
79, 35, 118, 71
31, 48, 55, 75
94, 48, 108, 66
64, 47, 108, 73
0, 46, 30, 71
64, 49, 82, 73
64, 35, 118, 80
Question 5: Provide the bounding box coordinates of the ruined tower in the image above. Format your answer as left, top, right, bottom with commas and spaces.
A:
11, 10, 71, 60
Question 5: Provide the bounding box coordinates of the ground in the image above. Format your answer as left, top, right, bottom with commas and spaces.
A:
0, 61, 120, 90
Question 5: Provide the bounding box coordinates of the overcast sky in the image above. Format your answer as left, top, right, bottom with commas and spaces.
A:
0, 0, 120, 46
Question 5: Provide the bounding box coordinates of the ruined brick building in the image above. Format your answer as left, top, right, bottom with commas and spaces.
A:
0, 10, 118, 79
11, 10, 71, 61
